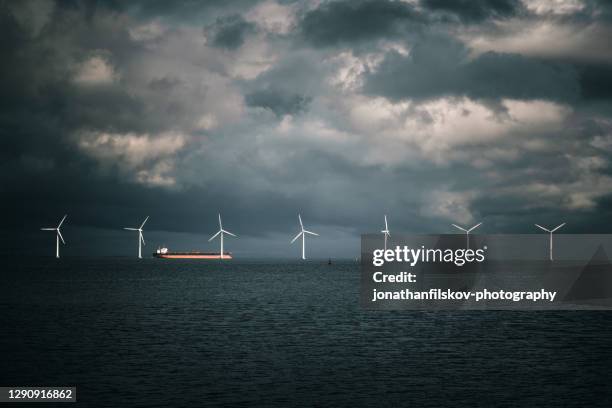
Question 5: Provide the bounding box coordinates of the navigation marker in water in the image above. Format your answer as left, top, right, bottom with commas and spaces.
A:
381, 215, 391, 251
41, 214, 67, 259
124, 216, 148, 259
535, 222, 565, 261
451, 222, 482, 249
209, 213, 236, 260
291, 214, 319, 260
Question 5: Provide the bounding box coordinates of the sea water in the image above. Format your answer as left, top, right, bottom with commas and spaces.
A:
1, 258, 612, 407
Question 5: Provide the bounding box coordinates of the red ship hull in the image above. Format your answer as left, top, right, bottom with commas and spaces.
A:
153, 252, 232, 259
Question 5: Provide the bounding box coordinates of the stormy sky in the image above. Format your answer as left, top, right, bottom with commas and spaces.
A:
2, 0, 612, 258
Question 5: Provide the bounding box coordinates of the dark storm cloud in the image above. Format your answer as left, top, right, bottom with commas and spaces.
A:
579, 0, 612, 22
0, 0, 304, 246
0, 2, 174, 225
206, 14, 256, 50
245, 88, 311, 116
2, 0, 612, 259
578, 64, 612, 100
90, 0, 257, 23
299, 0, 422, 47
148, 76, 182, 92
420, 0, 524, 23
0, 6, 73, 161
363, 35, 580, 102
239, 50, 323, 113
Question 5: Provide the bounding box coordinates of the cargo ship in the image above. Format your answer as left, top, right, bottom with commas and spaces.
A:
153, 247, 232, 259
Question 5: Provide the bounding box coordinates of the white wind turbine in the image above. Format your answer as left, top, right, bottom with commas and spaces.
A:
209, 213, 236, 259
535, 223, 565, 261
291, 214, 319, 260
381, 215, 391, 251
452, 222, 482, 249
124, 216, 148, 259
41, 214, 67, 259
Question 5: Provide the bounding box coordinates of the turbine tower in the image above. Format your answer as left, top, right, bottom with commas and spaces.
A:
535, 223, 565, 261
41, 214, 67, 258
451, 222, 482, 249
124, 216, 148, 259
291, 214, 319, 260
381, 215, 391, 251
209, 213, 236, 259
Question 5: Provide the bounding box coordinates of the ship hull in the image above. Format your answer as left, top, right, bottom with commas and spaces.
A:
153, 252, 232, 260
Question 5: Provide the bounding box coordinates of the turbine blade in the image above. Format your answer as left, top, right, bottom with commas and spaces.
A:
57, 229, 65, 244
291, 232, 302, 243
222, 230, 237, 237
551, 223, 566, 232
218, 213, 222, 229
303, 230, 318, 236
452, 224, 467, 232
467, 222, 482, 232
124, 227, 138, 231
298, 214, 303, 229
57, 214, 67, 229
41, 228, 55, 230
140, 232, 145, 246
385, 231, 391, 237
208, 230, 221, 241
139, 216, 149, 229
384, 215, 388, 230
535, 224, 550, 232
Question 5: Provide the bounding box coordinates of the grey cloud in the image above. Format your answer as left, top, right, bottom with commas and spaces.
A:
570, 1, 612, 23
148, 76, 182, 91
578, 63, 612, 100
238, 50, 325, 116
245, 88, 311, 116
3, 0, 612, 259
88, 0, 258, 24
206, 14, 256, 50
364, 35, 580, 102
420, 0, 524, 23
299, 0, 422, 47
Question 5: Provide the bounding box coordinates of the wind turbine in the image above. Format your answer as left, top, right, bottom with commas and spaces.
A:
124, 216, 148, 259
41, 214, 67, 258
535, 223, 565, 261
209, 213, 236, 259
451, 222, 482, 249
381, 215, 391, 251
291, 214, 319, 260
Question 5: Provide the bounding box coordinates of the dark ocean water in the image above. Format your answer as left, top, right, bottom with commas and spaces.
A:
2, 258, 612, 407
